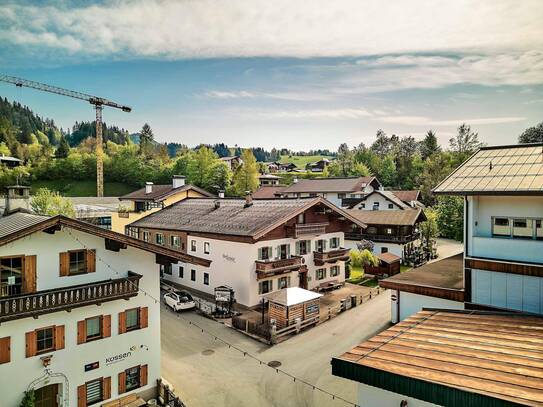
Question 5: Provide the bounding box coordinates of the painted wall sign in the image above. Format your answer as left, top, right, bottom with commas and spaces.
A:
104, 351, 133, 366
306, 304, 319, 314
84, 361, 99, 372
222, 254, 235, 263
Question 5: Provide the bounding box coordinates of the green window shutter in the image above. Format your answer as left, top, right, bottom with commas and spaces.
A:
295, 241, 300, 255
258, 247, 263, 260
286, 244, 291, 258
307, 240, 311, 252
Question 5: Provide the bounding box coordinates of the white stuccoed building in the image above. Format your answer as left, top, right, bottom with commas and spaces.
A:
0, 212, 209, 407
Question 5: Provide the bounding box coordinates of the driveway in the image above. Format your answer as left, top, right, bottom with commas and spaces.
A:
434, 238, 463, 261
161, 290, 391, 407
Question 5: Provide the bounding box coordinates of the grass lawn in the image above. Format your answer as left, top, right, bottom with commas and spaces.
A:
400, 265, 412, 273
279, 155, 333, 168
31, 180, 135, 197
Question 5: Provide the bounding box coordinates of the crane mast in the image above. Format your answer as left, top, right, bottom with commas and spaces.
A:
0, 74, 131, 197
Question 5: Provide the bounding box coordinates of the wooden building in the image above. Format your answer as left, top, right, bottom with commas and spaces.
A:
266, 287, 322, 329
365, 252, 401, 277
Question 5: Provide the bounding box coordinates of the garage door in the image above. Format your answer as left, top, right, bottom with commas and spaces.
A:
472, 269, 542, 314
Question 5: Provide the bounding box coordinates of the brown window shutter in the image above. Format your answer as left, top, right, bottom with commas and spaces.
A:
0, 337, 10, 364
118, 311, 127, 334
25, 331, 37, 358
139, 364, 148, 387
118, 371, 126, 394
77, 384, 86, 407
102, 315, 111, 338
139, 307, 148, 329
103, 376, 111, 400
77, 320, 86, 345
59, 252, 69, 277
55, 325, 65, 350
86, 249, 96, 273
23, 255, 37, 293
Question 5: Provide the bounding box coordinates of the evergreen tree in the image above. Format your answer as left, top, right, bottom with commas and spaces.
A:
518, 122, 543, 144
56, 135, 70, 158
420, 130, 441, 159
139, 123, 154, 155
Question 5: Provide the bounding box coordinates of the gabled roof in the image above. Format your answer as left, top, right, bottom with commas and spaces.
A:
266, 287, 322, 306
129, 197, 367, 239
355, 190, 410, 209
252, 185, 287, 199
259, 174, 280, 179
433, 143, 543, 195
0, 212, 210, 267
345, 208, 426, 226
333, 309, 543, 407
390, 190, 421, 203
219, 156, 240, 161
120, 184, 214, 202
377, 252, 401, 264
282, 177, 380, 194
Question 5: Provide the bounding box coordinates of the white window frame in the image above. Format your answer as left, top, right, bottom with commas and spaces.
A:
190, 240, 197, 252
204, 242, 210, 254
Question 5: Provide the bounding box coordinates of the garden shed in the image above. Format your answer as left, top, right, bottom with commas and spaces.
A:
266, 287, 322, 329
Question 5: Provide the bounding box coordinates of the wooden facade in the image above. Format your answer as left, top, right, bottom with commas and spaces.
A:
268, 297, 320, 329
465, 257, 543, 277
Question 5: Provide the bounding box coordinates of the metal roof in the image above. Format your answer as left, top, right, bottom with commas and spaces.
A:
265, 287, 322, 306
434, 143, 543, 195
333, 309, 543, 406
0, 212, 50, 240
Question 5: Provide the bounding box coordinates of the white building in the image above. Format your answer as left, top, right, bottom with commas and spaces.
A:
333, 142, 543, 405
0, 212, 209, 407
280, 177, 382, 208
126, 197, 367, 308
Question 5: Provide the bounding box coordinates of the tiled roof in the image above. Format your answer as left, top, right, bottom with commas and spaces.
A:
377, 252, 401, 264
345, 208, 425, 226
252, 186, 287, 199
282, 177, 379, 194
0, 212, 50, 240
391, 190, 420, 202
129, 197, 367, 238
120, 184, 214, 202
380, 253, 463, 290
433, 143, 543, 195
333, 310, 543, 406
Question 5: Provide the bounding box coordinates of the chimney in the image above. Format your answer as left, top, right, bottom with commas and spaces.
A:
214, 200, 221, 209
244, 191, 253, 208
4, 185, 31, 215
172, 175, 186, 189
145, 182, 153, 194
218, 190, 225, 199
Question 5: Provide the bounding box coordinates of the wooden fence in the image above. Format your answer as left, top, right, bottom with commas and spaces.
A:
232, 316, 271, 341
157, 379, 187, 407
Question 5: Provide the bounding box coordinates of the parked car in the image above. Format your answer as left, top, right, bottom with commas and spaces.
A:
163, 290, 196, 311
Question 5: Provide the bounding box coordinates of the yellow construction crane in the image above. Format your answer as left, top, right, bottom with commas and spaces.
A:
0, 74, 131, 197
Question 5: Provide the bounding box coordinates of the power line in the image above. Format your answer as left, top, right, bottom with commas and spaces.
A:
65, 228, 360, 407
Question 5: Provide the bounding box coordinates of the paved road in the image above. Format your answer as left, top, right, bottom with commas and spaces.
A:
161, 290, 391, 407
434, 238, 463, 261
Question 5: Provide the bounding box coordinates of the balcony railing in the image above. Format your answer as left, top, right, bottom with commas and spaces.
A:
291, 223, 328, 238
255, 256, 303, 279
345, 232, 420, 244
314, 248, 350, 266
0, 272, 142, 323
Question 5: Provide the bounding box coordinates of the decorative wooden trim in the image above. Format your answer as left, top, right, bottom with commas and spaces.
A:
465, 257, 543, 277
379, 280, 465, 302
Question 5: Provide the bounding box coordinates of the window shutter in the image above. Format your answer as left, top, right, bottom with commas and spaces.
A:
139, 307, 148, 329
102, 315, 111, 338
140, 364, 148, 387
23, 255, 37, 293
55, 325, 65, 350
307, 240, 312, 252
103, 376, 111, 400
258, 282, 262, 295
286, 245, 291, 258
295, 241, 300, 255
25, 331, 36, 358
77, 320, 86, 345
118, 311, 127, 334
77, 384, 86, 407
86, 249, 96, 273
0, 337, 10, 364
118, 371, 126, 394
257, 247, 263, 260
59, 252, 69, 277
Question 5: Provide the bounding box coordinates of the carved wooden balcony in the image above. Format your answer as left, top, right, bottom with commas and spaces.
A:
255, 256, 303, 279
290, 223, 328, 238
0, 272, 142, 323
314, 248, 350, 266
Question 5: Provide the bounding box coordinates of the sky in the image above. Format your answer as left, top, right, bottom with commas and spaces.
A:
0, 0, 542, 150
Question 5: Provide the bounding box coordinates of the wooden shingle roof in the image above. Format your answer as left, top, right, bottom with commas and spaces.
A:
333, 310, 543, 406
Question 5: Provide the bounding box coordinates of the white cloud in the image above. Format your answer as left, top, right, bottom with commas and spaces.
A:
248, 108, 373, 119
0, 0, 541, 59
375, 115, 526, 126
205, 90, 332, 101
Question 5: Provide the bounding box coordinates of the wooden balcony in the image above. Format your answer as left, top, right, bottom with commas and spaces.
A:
0, 272, 142, 323
314, 248, 350, 266
291, 223, 328, 238
255, 256, 303, 279
344, 232, 420, 244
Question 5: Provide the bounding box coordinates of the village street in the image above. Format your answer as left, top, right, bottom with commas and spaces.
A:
161, 290, 391, 407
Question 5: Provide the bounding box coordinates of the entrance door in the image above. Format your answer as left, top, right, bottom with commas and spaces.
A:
34, 384, 59, 407
299, 271, 308, 290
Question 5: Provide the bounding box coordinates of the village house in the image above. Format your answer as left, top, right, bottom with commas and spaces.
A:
258, 174, 281, 186
111, 176, 213, 233
348, 189, 417, 210
305, 158, 331, 173
266, 161, 298, 173
332, 143, 543, 406
0, 154, 22, 168
126, 197, 367, 308
0, 211, 209, 407
219, 155, 243, 170
280, 176, 382, 208
345, 208, 426, 260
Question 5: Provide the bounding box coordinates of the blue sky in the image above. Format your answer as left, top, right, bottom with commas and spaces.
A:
0, 1, 542, 150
